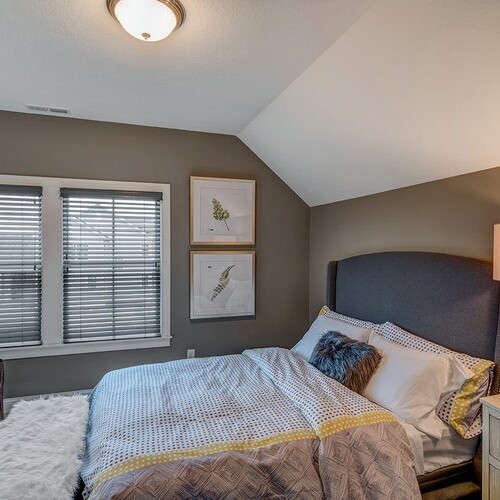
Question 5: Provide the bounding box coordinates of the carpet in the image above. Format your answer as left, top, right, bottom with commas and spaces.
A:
0, 395, 89, 500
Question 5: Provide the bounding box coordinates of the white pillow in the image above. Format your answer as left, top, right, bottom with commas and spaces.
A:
292, 315, 372, 362
364, 332, 473, 439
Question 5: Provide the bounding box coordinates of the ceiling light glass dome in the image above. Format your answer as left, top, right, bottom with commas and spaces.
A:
107, 0, 184, 42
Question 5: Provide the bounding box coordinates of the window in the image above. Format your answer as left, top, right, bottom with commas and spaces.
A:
0, 185, 42, 348
61, 189, 162, 343
0, 176, 170, 360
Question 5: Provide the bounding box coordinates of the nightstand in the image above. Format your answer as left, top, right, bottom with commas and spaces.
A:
481, 395, 500, 499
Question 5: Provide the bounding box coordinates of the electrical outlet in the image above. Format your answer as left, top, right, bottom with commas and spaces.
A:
187, 349, 195, 359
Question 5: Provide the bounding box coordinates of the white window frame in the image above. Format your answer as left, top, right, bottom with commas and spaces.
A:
0, 175, 171, 360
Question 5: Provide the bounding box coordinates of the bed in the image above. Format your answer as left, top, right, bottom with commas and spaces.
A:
81, 251, 499, 499
326, 251, 500, 498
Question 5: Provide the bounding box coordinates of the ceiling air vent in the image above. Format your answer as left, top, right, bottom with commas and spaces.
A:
25, 104, 71, 116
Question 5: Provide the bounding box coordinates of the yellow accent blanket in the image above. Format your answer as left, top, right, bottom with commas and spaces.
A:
82, 347, 420, 499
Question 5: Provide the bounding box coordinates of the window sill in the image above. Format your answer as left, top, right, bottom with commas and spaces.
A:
0, 336, 172, 360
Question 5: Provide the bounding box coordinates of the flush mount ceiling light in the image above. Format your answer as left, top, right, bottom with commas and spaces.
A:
107, 0, 184, 42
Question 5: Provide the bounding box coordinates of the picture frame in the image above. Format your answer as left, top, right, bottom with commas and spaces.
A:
190, 250, 255, 319
190, 176, 255, 246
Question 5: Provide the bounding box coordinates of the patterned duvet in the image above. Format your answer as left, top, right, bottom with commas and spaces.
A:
82, 348, 420, 499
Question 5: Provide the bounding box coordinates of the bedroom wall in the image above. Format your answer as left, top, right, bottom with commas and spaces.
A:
310, 166, 500, 318
0, 111, 310, 398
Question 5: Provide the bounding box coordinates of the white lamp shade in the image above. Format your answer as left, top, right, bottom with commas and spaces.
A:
494, 224, 500, 280
112, 0, 181, 42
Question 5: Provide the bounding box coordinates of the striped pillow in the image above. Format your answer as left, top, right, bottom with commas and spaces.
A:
379, 322, 494, 438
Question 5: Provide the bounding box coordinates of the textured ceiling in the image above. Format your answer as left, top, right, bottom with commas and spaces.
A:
3, 0, 500, 206
0, 0, 373, 134
240, 0, 500, 205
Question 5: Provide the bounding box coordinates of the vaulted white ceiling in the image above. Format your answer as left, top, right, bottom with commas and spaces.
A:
2, 1, 500, 206
0, 0, 373, 134
241, 0, 500, 205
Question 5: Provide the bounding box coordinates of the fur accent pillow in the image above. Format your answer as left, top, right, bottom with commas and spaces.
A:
310, 331, 381, 393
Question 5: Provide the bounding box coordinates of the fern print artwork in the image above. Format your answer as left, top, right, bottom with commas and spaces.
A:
212, 197, 230, 231
191, 251, 254, 319
190, 178, 254, 245
211, 265, 235, 301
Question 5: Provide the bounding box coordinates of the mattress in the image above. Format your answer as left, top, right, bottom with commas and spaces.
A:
399, 419, 478, 476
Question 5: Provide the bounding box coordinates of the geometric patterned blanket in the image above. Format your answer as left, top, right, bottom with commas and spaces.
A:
81, 348, 420, 499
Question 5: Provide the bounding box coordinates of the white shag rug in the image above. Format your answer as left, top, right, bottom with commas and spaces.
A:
0, 395, 89, 500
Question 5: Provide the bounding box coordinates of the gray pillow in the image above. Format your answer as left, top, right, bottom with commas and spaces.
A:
310, 331, 381, 393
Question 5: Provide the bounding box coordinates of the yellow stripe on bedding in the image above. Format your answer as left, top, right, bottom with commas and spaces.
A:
316, 411, 396, 439
318, 305, 330, 316
449, 359, 494, 437
93, 428, 316, 492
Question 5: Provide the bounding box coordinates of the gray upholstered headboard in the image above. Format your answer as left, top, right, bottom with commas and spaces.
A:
327, 252, 500, 364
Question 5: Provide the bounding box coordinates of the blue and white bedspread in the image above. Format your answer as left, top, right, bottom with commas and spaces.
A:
82, 347, 420, 499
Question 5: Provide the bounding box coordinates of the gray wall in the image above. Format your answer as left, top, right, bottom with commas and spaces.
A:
0, 111, 310, 398
310, 167, 500, 319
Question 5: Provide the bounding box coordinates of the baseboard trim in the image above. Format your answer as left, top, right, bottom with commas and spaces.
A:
4, 389, 92, 416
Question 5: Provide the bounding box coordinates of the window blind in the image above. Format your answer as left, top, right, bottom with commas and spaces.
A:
0, 185, 42, 347
61, 188, 162, 343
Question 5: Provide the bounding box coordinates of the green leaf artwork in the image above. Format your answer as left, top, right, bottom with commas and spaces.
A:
212, 197, 230, 231
211, 265, 235, 301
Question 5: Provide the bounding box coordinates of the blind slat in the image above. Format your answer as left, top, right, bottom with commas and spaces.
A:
60, 188, 162, 201
0, 186, 42, 347
62, 190, 162, 343
0, 185, 42, 196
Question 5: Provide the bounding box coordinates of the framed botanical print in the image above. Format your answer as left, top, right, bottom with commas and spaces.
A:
190, 251, 255, 319
190, 177, 255, 245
